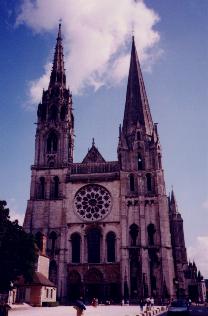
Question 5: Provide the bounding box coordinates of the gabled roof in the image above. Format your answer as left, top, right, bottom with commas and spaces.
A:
82, 140, 105, 163
31, 272, 55, 287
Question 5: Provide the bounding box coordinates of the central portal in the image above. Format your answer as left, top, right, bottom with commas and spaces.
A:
84, 268, 104, 303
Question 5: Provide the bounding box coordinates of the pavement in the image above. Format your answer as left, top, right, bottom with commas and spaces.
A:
9, 304, 167, 316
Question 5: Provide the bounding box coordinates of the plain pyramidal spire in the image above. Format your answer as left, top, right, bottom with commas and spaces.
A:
49, 23, 66, 88
122, 36, 153, 137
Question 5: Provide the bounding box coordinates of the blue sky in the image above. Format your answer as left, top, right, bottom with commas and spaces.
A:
0, 0, 208, 275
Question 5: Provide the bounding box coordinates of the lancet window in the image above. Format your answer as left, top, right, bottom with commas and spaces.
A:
129, 174, 135, 192
49, 260, 57, 285
138, 153, 143, 170
87, 228, 101, 263
47, 131, 58, 153
60, 105, 67, 121
147, 223, 156, 246
106, 232, 116, 262
35, 231, 43, 251
146, 173, 152, 192
51, 176, 59, 199
129, 224, 139, 246
38, 177, 45, 199
49, 105, 58, 121
71, 233, 81, 263
49, 231, 57, 256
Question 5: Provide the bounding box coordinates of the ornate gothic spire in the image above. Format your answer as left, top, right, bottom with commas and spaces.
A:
122, 36, 153, 137
170, 189, 179, 214
49, 23, 66, 88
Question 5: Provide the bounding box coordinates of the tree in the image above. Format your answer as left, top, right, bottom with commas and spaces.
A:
0, 201, 37, 293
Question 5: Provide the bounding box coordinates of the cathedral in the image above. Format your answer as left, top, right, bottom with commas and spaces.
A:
23, 24, 189, 304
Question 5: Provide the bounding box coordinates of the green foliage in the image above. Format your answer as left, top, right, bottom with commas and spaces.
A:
0, 201, 37, 292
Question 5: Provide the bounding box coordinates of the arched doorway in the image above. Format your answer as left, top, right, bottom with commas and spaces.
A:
68, 270, 81, 303
84, 268, 103, 303
105, 269, 121, 304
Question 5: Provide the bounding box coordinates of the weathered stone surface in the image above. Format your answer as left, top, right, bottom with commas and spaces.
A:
24, 26, 188, 303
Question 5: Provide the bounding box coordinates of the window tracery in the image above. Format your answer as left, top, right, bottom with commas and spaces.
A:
74, 184, 111, 221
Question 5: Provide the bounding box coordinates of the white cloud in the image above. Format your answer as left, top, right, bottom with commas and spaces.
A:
188, 236, 208, 278
24, 62, 52, 107
17, 0, 160, 105
7, 198, 24, 225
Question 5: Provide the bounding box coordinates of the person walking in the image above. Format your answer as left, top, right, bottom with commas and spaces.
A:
150, 297, 154, 309
73, 300, 86, 316
139, 298, 145, 312
146, 297, 151, 311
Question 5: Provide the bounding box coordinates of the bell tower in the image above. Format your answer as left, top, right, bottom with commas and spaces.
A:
35, 23, 74, 168
24, 24, 74, 232
118, 36, 175, 299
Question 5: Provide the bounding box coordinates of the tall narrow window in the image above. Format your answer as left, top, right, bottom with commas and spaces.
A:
147, 224, 156, 246
35, 232, 43, 251
151, 275, 157, 291
60, 105, 67, 121
49, 260, 57, 284
37, 103, 46, 121
52, 176, 59, 199
49, 105, 58, 121
39, 177, 45, 199
129, 174, 135, 192
129, 224, 139, 246
71, 233, 81, 263
87, 228, 100, 263
138, 154, 143, 170
158, 154, 162, 169
106, 232, 116, 262
146, 173, 152, 191
47, 131, 58, 153
137, 131, 141, 141
118, 153, 122, 167
49, 231, 57, 256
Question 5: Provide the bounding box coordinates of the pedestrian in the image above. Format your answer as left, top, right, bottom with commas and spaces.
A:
91, 297, 98, 307
139, 298, 145, 312
150, 297, 154, 309
146, 297, 151, 311
73, 300, 86, 316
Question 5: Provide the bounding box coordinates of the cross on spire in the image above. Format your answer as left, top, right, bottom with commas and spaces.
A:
92, 137, 95, 146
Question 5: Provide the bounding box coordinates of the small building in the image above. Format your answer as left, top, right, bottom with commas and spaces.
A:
204, 279, 208, 301
25, 272, 56, 306
16, 236, 57, 306
198, 280, 206, 303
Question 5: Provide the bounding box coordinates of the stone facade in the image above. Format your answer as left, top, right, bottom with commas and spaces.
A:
24, 25, 189, 303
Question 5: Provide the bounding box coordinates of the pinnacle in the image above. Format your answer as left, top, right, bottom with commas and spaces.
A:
49, 23, 66, 89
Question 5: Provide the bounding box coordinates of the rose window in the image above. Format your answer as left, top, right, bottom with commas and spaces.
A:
74, 184, 112, 221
